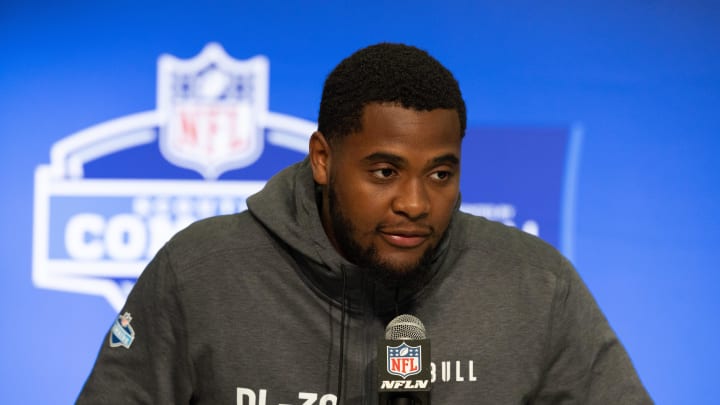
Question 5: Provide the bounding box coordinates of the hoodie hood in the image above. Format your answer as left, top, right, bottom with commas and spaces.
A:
246, 158, 454, 315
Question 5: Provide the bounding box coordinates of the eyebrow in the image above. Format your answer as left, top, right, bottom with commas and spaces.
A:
362, 152, 460, 167
431, 153, 460, 166
363, 152, 406, 166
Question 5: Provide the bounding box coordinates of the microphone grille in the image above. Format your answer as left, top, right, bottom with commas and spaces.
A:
385, 314, 427, 340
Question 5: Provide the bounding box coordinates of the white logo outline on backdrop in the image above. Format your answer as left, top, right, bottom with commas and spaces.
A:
33, 43, 316, 311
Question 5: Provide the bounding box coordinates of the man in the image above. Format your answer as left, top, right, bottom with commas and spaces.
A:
78, 43, 651, 404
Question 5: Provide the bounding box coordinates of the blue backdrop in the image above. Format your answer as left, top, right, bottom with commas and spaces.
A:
1, 1, 719, 403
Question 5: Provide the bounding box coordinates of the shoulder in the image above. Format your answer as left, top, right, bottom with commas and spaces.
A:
450, 211, 572, 281
161, 212, 274, 270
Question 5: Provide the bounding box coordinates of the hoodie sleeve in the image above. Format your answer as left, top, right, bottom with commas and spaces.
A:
532, 258, 653, 404
76, 247, 194, 403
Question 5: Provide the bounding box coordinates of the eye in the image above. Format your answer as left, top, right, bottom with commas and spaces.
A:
430, 170, 453, 181
371, 168, 396, 179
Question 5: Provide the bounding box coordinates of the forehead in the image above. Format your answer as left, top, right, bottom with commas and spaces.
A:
336, 103, 462, 155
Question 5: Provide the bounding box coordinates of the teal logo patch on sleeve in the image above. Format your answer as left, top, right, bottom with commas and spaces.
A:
109, 312, 135, 349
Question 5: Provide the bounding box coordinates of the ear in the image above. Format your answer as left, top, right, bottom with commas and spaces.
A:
309, 131, 331, 185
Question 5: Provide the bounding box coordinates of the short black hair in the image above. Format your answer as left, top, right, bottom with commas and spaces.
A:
318, 43, 467, 142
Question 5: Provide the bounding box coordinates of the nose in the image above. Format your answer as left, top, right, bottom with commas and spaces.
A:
392, 177, 430, 220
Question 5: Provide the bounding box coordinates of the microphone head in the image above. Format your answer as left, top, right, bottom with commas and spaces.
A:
385, 314, 427, 340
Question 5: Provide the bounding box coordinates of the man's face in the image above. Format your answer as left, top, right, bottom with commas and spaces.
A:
311, 103, 462, 280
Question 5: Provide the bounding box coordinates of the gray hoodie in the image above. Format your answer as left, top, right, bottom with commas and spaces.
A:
77, 158, 652, 404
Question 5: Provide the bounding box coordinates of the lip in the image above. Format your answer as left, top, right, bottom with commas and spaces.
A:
379, 228, 431, 249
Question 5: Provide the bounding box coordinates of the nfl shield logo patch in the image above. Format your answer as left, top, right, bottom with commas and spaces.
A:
387, 342, 422, 379
157, 43, 269, 179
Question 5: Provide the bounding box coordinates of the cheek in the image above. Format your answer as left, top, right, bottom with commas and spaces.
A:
430, 190, 459, 222
343, 190, 387, 228
342, 193, 394, 237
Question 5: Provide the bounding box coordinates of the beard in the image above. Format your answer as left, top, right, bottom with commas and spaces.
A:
327, 180, 440, 289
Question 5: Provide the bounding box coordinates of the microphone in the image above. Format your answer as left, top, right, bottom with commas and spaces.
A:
377, 314, 432, 405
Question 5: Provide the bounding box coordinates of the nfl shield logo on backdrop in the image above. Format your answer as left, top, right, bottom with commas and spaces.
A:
157, 43, 269, 179
387, 342, 422, 379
